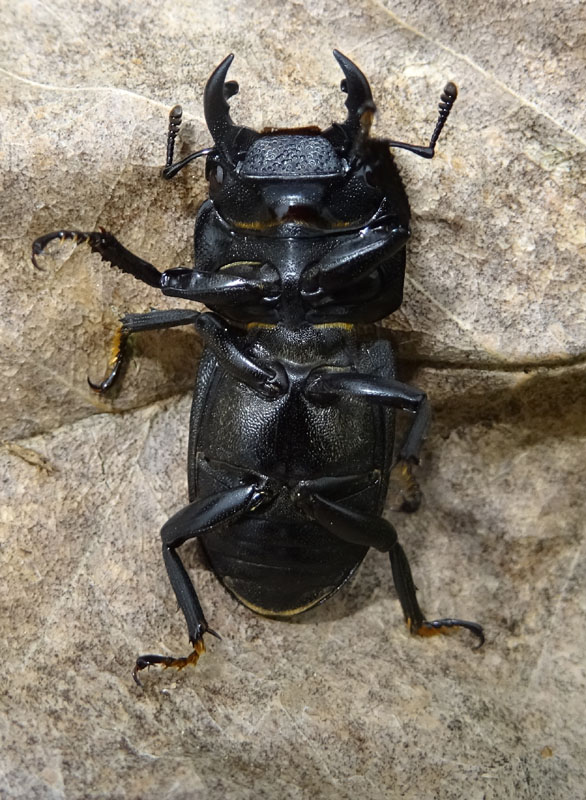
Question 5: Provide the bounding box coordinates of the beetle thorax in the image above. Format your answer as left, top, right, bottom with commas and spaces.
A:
239, 135, 346, 180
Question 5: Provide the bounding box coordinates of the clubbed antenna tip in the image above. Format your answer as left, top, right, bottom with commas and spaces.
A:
385, 80, 458, 160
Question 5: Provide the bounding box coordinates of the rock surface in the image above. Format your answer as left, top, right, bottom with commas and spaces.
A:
1, 1, 584, 798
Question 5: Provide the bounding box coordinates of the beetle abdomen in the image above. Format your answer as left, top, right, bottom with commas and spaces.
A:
189, 328, 393, 616
202, 510, 367, 616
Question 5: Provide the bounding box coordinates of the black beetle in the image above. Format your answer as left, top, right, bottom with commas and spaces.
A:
32, 52, 483, 683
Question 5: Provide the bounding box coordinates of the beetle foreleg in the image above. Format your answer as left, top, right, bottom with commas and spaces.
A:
32, 229, 163, 287
300, 224, 408, 299
160, 262, 280, 306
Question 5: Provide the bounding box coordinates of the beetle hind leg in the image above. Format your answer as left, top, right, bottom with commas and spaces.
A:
294, 483, 484, 648
133, 479, 277, 685
390, 541, 484, 647
133, 637, 209, 686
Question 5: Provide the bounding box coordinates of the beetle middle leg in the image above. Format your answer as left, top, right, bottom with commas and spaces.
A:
90, 309, 287, 398
134, 477, 278, 685
306, 368, 430, 512
293, 481, 484, 646
195, 313, 288, 398
89, 308, 201, 392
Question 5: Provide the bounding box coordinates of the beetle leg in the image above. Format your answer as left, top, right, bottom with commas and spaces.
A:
388, 459, 422, 514
32, 230, 281, 307
134, 479, 278, 685
89, 309, 200, 393
161, 263, 280, 306
300, 223, 408, 299
133, 637, 210, 685
389, 541, 485, 647
293, 486, 484, 647
293, 471, 381, 502
305, 370, 430, 464
195, 313, 288, 398
294, 487, 398, 552
88, 306, 288, 398
32, 229, 162, 287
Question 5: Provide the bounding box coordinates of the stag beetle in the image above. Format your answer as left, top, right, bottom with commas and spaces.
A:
32, 52, 484, 683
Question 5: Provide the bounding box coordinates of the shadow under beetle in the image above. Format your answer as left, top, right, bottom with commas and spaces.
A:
33, 52, 484, 684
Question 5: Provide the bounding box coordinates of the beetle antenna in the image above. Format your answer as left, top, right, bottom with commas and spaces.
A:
165, 105, 183, 168
162, 148, 215, 179
384, 82, 457, 159
162, 104, 214, 179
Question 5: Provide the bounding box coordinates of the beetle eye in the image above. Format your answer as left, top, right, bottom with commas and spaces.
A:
216, 165, 224, 184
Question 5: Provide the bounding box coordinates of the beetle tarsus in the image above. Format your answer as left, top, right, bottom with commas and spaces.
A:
133, 632, 212, 686
87, 324, 128, 394
390, 541, 483, 650
87, 310, 203, 394
32, 229, 87, 269
410, 618, 485, 648
87, 370, 120, 394
389, 459, 422, 513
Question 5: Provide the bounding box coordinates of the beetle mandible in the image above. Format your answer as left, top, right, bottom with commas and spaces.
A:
32, 52, 484, 684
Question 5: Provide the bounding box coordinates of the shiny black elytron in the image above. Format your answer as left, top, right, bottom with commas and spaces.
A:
33, 52, 483, 683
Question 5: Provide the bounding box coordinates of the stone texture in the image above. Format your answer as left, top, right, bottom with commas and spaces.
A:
0, 1, 584, 798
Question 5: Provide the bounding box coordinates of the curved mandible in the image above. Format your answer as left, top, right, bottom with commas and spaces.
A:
332, 50, 375, 134
204, 54, 257, 164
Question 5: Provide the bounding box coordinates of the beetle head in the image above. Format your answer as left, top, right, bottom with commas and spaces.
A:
203, 52, 409, 236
